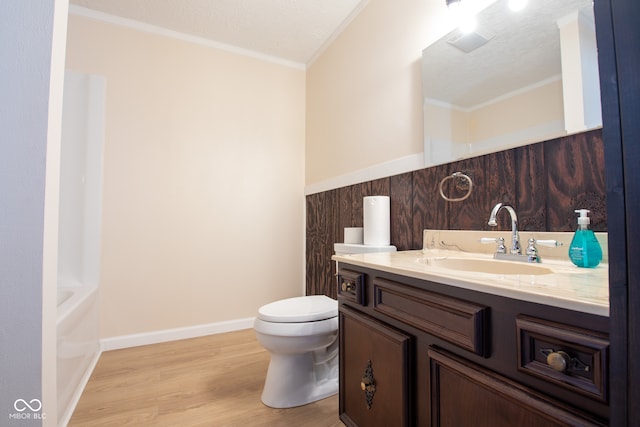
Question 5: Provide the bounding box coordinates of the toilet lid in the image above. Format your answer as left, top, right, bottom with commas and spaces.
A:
257, 295, 338, 323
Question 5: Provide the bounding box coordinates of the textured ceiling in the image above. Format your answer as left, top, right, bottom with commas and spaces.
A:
69, 0, 368, 66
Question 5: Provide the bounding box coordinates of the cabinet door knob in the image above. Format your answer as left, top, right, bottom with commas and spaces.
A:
361, 360, 376, 409
540, 348, 591, 373
546, 350, 570, 372
360, 378, 374, 391
341, 281, 355, 292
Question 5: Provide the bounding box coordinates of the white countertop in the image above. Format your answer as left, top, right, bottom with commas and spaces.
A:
332, 248, 609, 317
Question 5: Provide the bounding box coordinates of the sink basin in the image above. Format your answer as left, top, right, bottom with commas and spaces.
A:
430, 257, 553, 276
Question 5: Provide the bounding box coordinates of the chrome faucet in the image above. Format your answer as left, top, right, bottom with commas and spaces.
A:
484, 202, 563, 263
488, 202, 521, 255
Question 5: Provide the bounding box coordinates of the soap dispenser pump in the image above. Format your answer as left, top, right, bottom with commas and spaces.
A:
568, 209, 602, 268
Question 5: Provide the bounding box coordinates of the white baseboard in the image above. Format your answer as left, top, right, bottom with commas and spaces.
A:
100, 317, 256, 351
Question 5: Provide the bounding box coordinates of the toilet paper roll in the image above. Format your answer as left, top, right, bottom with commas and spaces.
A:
344, 227, 364, 244
363, 196, 390, 246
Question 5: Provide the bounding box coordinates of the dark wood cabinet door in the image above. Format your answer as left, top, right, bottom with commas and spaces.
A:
339, 305, 412, 427
428, 347, 606, 427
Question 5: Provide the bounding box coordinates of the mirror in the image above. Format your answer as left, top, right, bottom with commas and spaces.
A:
422, 0, 601, 166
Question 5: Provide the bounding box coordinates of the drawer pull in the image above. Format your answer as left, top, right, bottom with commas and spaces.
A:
360, 360, 376, 409
342, 281, 355, 292
545, 350, 570, 372
540, 348, 590, 373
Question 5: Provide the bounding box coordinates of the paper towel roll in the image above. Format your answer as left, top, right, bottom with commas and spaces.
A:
363, 196, 390, 245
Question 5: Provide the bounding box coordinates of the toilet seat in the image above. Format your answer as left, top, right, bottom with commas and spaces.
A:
254, 316, 338, 337
257, 295, 337, 323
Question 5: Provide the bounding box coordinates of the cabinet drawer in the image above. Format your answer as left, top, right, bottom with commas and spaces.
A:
516, 315, 609, 402
337, 269, 366, 305
373, 278, 488, 356
428, 346, 606, 426
339, 306, 412, 427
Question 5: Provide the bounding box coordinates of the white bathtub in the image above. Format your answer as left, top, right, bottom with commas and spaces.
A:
57, 285, 100, 427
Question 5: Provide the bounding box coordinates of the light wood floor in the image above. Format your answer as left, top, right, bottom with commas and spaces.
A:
69, 329, 344, 427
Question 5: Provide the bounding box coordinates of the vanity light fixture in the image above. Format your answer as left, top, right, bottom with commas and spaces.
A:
508, 0, 528, 12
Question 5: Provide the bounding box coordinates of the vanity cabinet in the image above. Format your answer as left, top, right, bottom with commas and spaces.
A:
336, 265, 609, 427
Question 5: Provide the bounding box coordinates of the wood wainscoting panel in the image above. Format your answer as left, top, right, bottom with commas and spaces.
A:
306, 189, 340, 299
305, 129, 606, 298
515, 141, 548, 231
412, 163, 448, 246
545, 131, 607, 231
390, 172, 413, 251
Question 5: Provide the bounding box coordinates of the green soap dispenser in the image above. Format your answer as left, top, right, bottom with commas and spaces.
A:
568, 209, 602, 268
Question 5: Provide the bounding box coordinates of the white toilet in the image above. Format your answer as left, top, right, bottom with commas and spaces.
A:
254, 295, 339, 408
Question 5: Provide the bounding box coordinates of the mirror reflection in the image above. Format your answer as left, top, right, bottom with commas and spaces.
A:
422, 0, 601, 166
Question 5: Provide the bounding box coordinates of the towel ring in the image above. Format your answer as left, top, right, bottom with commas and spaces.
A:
439, 172, 473, 202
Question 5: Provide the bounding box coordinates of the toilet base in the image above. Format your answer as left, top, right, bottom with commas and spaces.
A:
261, 349, 338, 408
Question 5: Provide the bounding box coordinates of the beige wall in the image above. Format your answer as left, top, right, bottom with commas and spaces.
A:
66, 15, 305, 339
306, 0, 459, 186
425, 78, 565, 160
470, 79, 564, 143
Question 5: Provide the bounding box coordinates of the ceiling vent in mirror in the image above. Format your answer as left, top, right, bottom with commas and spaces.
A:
447, 28, 495, 53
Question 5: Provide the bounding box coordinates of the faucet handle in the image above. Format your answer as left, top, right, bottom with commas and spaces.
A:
480, 237, 498, 244
526, 239, 563, 263
535, 239, 564, 248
